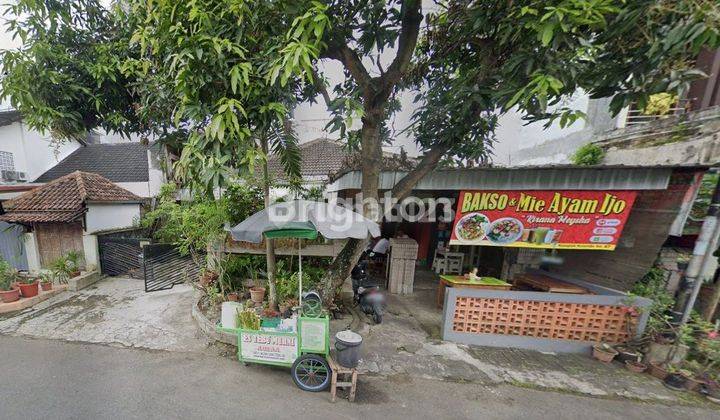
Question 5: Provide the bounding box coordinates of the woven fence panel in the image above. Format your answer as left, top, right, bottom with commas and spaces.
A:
452, 297, 634, 343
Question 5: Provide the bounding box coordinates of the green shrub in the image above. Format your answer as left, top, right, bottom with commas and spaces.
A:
0, 258, 15, 291
630, 266, 675, 334
571, 143, 605, 166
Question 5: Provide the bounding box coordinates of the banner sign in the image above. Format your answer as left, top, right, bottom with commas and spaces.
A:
449, 190, 637, 250
240, 331, 298, 365
299, 317, 327, 353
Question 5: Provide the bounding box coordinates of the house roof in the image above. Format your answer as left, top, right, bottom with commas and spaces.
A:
34, 143, 149, 183
267, 138, 350, 180
0, 171, 142, 223
267, 138, 416, 182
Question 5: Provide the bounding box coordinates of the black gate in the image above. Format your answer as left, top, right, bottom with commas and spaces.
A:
97, 229, 150, 277
143, 243, 201, 292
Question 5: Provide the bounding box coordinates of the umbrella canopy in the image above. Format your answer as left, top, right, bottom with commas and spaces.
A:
229, 200, 380, 243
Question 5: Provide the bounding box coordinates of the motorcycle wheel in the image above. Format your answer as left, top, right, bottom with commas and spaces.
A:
372, 302, 383, 324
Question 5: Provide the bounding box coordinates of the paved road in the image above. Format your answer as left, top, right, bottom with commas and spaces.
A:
1, 336, 717, 420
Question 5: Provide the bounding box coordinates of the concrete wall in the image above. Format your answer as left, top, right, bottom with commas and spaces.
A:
85, 203, 141, 234
597, 107, 720, 167
0, 121, 80, 182
545, 170, 701, 291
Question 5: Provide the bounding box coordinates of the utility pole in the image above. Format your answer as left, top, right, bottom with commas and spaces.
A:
678, 173, 720, 324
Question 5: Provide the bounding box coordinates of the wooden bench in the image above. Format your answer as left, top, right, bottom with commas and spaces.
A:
327, 355, 358, 403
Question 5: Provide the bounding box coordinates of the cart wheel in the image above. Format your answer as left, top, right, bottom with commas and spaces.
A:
291, 354, 331, 392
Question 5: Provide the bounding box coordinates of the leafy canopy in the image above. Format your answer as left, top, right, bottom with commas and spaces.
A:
1, 0, 719, 187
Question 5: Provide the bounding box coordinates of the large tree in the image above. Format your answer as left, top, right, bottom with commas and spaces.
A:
2, 0, 719, 304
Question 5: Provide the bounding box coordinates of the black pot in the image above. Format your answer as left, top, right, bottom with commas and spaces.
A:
616, 351, 642, 364
664, 373, 687, 391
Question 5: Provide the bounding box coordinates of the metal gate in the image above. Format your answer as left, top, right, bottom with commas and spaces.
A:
143, 243, 201, 292
97, 229, 150, 276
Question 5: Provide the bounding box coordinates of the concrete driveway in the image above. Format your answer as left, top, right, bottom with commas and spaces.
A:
0, 276, 210, 352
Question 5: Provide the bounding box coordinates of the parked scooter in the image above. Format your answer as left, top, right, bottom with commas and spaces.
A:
351, 252, 385, 324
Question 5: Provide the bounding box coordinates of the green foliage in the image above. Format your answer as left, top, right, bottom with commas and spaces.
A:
224, 184, 264, 225
630, 267, 675, 335
50, 251, 83, 284
237, 308, 261, 330
300, 186, 325, 202
141, 183, 229, 259
571, 143, 605, 166
0, 259, 16, 291
274, 259, 327, 302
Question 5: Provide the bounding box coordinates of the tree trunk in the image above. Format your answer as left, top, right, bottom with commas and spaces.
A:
261, 135, 278, 310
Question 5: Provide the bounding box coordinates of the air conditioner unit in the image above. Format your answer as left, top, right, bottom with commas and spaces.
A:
1, 170, 16, 181
16, 171, 26, 181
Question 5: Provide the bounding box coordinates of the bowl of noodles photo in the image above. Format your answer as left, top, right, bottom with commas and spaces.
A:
454, 212, 489, 241
486, 217, 524, 244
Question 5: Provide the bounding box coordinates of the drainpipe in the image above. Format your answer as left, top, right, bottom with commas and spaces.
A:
678, 174, 720, 324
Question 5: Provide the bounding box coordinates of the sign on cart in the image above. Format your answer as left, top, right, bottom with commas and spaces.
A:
240, 331, 298, 365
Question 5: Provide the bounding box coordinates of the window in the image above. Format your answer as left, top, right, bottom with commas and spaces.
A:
0, 151, 14, 172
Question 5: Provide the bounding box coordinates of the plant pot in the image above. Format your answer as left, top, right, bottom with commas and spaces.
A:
0, 287, 20, 303
249, 286, 266, 304
70, 271, 81, 278
663, 373, 687, 391
625, 360, 647, 373
18, 281, 39, 298
648, 361, 669, 380
40, 281, 53, 291
227, 292, 239, 302
683, 375, 704, 392
592, 344, 618, 363
616, 350, 642, 364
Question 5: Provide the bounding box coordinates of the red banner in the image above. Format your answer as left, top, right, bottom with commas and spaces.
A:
449, 190, 637, 250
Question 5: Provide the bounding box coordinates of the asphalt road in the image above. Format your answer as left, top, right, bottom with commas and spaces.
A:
1, 336, 717, 420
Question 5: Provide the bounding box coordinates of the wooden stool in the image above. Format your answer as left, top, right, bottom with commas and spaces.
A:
327, 355, 358, 402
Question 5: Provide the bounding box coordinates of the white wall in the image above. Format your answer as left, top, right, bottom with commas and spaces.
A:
115, 181, 152, 198
0, 121, 81, 182
85, 203, 141, 233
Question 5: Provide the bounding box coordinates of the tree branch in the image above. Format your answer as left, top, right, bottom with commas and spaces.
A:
310, 68, 333, 107
380, 0, 422, 97
390, 142, 450, 201
322, 42, 372, 91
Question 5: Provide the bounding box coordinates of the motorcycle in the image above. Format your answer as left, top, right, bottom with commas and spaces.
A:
351, 252, 385, 324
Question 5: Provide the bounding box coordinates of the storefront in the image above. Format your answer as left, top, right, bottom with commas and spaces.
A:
327, 165, 707, 352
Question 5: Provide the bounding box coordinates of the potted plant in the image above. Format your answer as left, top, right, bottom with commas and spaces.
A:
624, 354, 647, 373
17, 276, 39, 298
226, 291, 240, 302
237, 308, 260, 330
663, 365, 687, 391
0, 260, 20, 303
592, 342, 618, 363
65, 250, 82, 277
249, 285, 266, 304
39, 271, 53, 291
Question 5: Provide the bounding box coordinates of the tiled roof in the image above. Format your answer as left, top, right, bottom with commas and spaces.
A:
34, 143, 149, 183
267, 138, 351, 180
0, 171, 142, 223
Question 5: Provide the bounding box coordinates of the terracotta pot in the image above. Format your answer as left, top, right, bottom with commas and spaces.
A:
616, 350, 642, 364
648, 361, 669, 380
227, 292, 239, 302
625, 360, 647, 373
592, 344, 618, 363
683, 375, 704, 392
249, 286, 266, 303
0, 287, 20, 303
40, 281, 53, 291
70, 271, 81, 278
18, 281, 39, 298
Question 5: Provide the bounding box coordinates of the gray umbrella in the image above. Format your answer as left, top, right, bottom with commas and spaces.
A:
229, 200, 380, 243
229, 200, 380, 305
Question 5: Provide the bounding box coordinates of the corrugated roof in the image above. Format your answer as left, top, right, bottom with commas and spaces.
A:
0, 171, 142, 223
327, 166, 688, 192
35, 143, 149, 183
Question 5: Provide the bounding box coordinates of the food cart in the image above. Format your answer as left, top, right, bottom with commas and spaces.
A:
221, 200, 379, 391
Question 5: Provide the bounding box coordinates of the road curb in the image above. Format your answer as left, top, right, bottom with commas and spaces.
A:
191, 298, 236, 346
